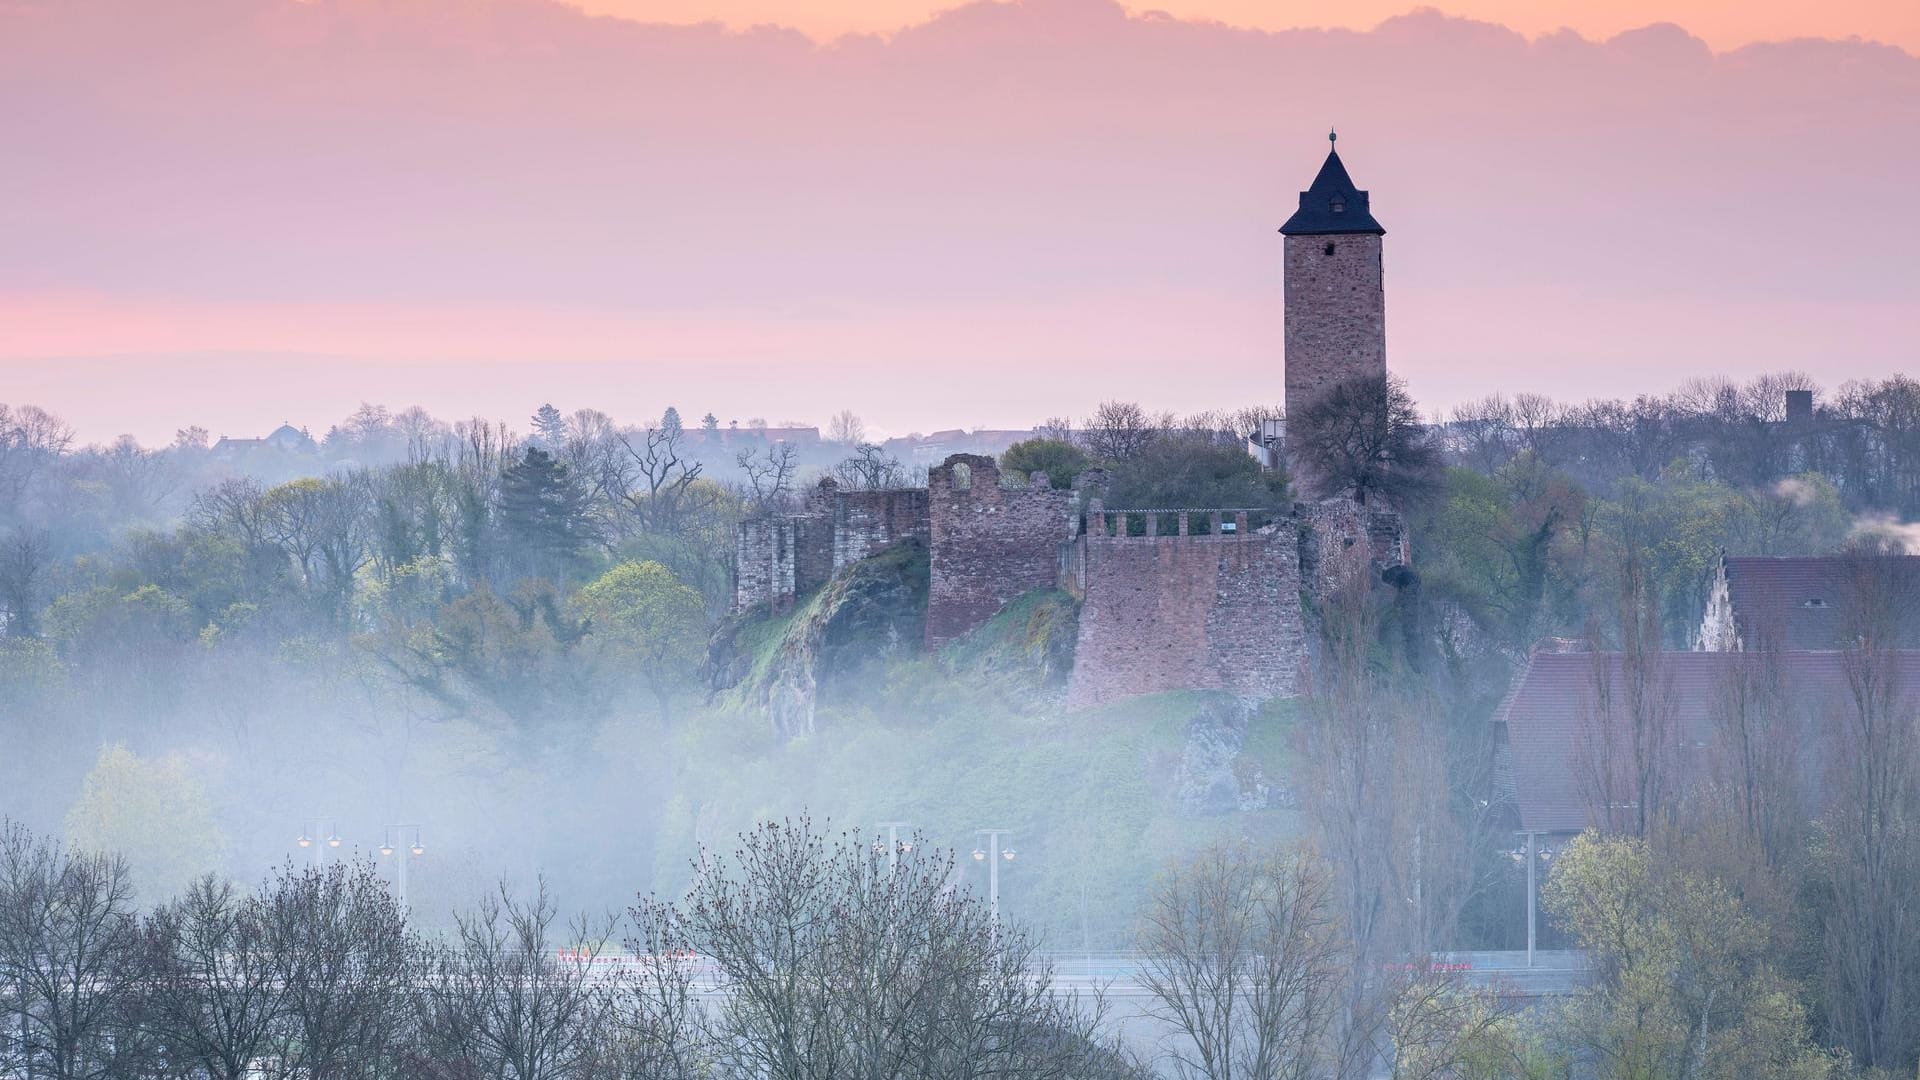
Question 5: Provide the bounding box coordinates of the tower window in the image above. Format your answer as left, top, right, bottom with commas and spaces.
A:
1323, 243, 1337, 257
1330, 197, 1346, 214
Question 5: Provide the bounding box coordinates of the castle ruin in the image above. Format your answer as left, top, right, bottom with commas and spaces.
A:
731, 133, 1405, 707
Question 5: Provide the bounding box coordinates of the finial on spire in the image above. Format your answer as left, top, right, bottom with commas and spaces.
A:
1329, 127, 1337, 146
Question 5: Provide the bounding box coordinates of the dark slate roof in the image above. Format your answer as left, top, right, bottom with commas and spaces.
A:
1495, 649, 1920, 833
1279, 146, 1385, 236
1724, 556, 1920, 650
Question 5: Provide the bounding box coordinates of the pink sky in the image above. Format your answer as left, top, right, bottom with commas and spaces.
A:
1, 0, 1916, 445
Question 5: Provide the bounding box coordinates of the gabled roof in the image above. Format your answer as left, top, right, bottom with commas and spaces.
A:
1495, 649, 1920, 833
1722, 555, 1920, 650
1279, 139, 1385, 236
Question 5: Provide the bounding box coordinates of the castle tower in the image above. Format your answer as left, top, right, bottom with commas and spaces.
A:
1280, 131, 1386, 436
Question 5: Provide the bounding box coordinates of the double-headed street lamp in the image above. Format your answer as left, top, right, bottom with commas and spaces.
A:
295, 818, 343, 867
379, 824, 426, 914
971, 829, 1017, 923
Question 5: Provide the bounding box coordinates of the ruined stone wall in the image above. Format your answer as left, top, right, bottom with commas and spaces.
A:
734, 513, 831, 614
926, 454, 1076, 646
1298, 496, 1407, 599
828, 487, 930, 572
734, 482, 930, 614
1067, 510, 1307, 708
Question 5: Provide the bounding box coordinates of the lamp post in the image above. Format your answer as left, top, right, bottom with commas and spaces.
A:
1509, 832, 1556, 967
972, 829, 1016, 924
872, 821, 912, 871
295, 818, 342, 868
379, 824, 425, 914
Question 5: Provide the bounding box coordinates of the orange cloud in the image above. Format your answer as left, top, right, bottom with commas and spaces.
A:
570, 0, 1920, 53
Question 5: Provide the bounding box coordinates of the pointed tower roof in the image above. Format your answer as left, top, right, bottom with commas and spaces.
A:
1279, 131, 1385, 236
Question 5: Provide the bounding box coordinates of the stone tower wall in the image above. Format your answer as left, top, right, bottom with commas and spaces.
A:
1067, 515, 1306, 708
1283, 232, 1386, 418
926, 454, 1076, 646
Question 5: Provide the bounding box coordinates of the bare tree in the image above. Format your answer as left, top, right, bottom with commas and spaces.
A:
1137, 844, 1343, 1080
265, 861, 418, 1080
736, 443, 799, 510
1445, 394, 1517, 475
141, 875, 298, 1080
0, 822, 150, 1080
0, 404, 74, 511
1576, 556, 1678, 838
0, 530, 50, 638
1814, 546, 1920, 1070
413, 879, 614, 1080
1289, 376, 1439, 505
1509, 392, 1564, 466
827, 410, 867, 446
621, 422, 715, 540
1082, 401, 1165, 463
1707, 640, 1804, 870
646, 817, 1132, 1080
832, 444, 906, 490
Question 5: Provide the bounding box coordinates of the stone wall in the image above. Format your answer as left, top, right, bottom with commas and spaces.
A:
1284, 232, 1386, 415
823, 484, 931, 572
734, 511, 830, 614
1067, 509, 1307, 708
1284, 232, 1385, 490
1297, 495, 1407, 599
735, 480, 930, 614
926, 454, 1077, 646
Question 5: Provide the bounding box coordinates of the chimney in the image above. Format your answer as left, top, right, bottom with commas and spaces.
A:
1785, 389, 1814, 424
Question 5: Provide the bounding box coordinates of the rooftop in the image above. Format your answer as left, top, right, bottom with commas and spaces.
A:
1279, 133, 1385, 236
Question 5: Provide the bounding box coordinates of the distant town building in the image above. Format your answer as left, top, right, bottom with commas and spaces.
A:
211, 422, 315, 457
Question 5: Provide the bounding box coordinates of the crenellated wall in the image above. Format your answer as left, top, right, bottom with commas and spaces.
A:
925, 454, 1077, 646
1066, 507, 1307, 707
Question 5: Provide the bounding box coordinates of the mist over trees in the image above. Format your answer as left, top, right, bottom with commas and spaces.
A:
4, 370, 1920, 1075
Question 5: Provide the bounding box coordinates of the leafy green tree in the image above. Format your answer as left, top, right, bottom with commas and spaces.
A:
1544, 833, 1846, 1080
1001, 438, 1091, 490
1421, 460, 1585, 650
65, 744, 226, 901
575, 560, 704, 722
1104, 434, 1284, 511
375, 581, 595, 732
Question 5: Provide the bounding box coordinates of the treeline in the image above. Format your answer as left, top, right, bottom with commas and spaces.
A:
1417, 373, 1920, 652
0, 817, 1149, 1080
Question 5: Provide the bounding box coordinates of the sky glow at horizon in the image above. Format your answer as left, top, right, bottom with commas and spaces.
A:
1, 0, 1915, 445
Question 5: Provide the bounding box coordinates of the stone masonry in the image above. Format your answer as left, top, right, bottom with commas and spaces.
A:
1283, 231, 1386, 418
925, 454, 1077, 647
1066, 508, 1307, 707
733, 479, 930, 614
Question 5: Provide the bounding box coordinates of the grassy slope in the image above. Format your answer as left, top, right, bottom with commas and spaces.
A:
660, 589, 1303, 949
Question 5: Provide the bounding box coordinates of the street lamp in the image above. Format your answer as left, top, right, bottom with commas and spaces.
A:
380, 824, 425, 914
1510, 832, 1556, 968
296, 818, 339, 868
974, 829, 1015, 924
872, 821, 912, 871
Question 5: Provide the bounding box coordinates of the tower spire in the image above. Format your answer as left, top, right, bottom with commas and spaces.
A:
1279, 132, 1383, 236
